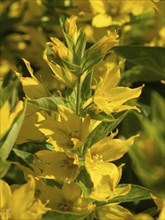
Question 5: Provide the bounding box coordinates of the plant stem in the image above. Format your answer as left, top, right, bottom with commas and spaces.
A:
76, 75, 81, 115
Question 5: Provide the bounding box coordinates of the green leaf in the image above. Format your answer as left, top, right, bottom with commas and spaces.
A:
17, 141, 54, 153
13, 148, 34, 164
114, 46, 165, 79
0, 100, 27, 160
77, 167, 93, 196
63, 31, 75, 53
121, 65, 165, 83
111, 184, 152, 203
61, 59, 82, 75
128, 11, 155, 24
143, 207, 158, 217
129, 142, 165, 193
81, 70, 93, 102
28, 97, 68, 112
151, 92, 165, 133
96, 184, 152, 207
0, 158, 10, 178
9, 148, 34, 170
82, 54, 104, 72
43, 210, 90, 220
75, 28, 86, 63
0, 73, 19, 108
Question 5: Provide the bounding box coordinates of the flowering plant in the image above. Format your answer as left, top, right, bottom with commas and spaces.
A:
0, 1, 164, 219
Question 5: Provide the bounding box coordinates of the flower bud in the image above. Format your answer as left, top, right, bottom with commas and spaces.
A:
65, 15, 79, 44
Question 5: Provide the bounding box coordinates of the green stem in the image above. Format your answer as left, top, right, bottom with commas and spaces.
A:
76, 75, 81, 115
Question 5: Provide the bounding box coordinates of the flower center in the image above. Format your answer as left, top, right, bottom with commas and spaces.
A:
93, 154, 103, 163
58, 199, 73, 211
60, 158, 74, 168
67, 131, 79, 148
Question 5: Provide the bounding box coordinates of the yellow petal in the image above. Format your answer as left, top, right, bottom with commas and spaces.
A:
11, 175, 35, 217
90, 137, 128, 162
16, 105, 44, 144
62, 182, 81, 201
158, 203, 165, 220
35, 150, 79, 181
95, 85, 144, 114
0, 101, 11, 139
0, 100, 24, 139
0, 179, 11, 209
95, 66, 120, 96
88, 0, 106, 14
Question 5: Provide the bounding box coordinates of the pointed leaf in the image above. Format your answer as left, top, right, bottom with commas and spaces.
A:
43, 210, 90, 220
113, 46, 165, 78
96, 184, 152, 207
81, 70, 93, 102
28, 97, 68, 112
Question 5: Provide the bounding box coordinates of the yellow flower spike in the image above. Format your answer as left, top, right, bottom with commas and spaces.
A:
35, 150, 80, 182
0, 100, 24, 139
84, 65, 144, 114
65, 15, 79, 44
0, 176, 49, 220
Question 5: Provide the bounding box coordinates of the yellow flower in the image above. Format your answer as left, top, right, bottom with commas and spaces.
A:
85, 131, 135, 201
16, 105, 45, 144
83, 65, 144, 114
36, 105, 97, 151
15, 58, 49, 144
85, 30, 118, 58
89, 0, 154, 27
86, 130, 138, 163
86, 161, 131, 201
65, 15, 79, 44
158, 204, 165, 220
45, 37, 72, 63
37, 181, 94, 214
34, 150, 80, 182
0, 176, 49, 219
0, 100, 24, 139
16, 59, 48, 99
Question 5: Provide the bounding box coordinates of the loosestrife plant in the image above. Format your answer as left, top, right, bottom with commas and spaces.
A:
0, 16, 164, 220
